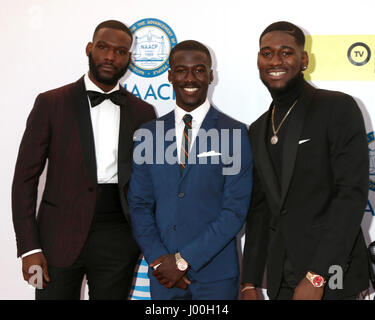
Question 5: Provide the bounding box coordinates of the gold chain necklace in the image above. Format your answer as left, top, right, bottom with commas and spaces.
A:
270, 99, 298, 145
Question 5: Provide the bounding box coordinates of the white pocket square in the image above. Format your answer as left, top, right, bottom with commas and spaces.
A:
197, 151, 222, 158
299, 139, 311, 145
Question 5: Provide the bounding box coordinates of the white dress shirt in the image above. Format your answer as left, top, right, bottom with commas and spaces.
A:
84, 73, 121, 184
174, 99, 211, 163
21, 74, 121, 259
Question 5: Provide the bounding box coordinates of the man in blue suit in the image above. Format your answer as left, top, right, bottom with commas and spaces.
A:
128, 40, 253, 300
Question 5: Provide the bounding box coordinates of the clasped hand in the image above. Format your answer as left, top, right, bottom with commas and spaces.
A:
150, 254, 191, 290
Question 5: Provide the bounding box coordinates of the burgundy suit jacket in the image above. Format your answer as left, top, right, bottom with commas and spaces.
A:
12, 76, 156, 267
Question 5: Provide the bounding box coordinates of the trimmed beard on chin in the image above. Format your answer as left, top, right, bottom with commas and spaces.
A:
88, 53, 129, 86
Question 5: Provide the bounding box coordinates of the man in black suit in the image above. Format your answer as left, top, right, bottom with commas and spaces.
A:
12, 20, 156, 299
241, 21, 369, 300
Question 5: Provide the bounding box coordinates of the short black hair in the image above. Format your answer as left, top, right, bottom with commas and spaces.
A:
169, 40, 212, 68
93, 20, 133, 44
259, 21, 305, 47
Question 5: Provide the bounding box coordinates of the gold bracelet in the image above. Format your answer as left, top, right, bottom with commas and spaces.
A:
241, 286, 256, 292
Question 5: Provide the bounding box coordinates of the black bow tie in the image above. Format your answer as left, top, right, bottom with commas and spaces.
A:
87, 90, 125, 107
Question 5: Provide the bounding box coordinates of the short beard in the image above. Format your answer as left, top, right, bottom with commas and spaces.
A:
261, 71, 303, 96
88, 53, 129, 86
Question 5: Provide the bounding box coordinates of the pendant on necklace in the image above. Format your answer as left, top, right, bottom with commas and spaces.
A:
271, 135, 278, 145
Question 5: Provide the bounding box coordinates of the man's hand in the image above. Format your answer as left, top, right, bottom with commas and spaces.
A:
150, 254, 187, 288
173, 276, 191, 290
22, 252, 50, 288
240, 283, 259, 300
292, 277, 324, 300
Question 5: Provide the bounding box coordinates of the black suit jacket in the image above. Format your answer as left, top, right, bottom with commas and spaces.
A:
12, 76, 156, 267
242, 81, 370, 299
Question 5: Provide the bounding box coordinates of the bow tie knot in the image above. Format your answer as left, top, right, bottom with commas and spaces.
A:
87, 90, 125, 107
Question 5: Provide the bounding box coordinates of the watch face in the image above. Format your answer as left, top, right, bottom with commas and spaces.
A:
177, 260, 188, 271
312, 275, 324, 287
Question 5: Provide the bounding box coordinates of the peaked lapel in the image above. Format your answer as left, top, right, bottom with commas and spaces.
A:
116, 88, 137, 189
251, 111, 282, 208
117, 89, 135, 165
180, 105, 219, 180
71, 77, 97, 185
280, 82, 316, 205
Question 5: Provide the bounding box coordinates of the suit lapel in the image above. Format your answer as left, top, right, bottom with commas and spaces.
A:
251, 112, 282, 208
162, 111, 181, 180
118, 89, 135, 166
116, 88, 137, 189
280, 82, 316, 205
71, 77, 98, 185
180, 105, 218, 179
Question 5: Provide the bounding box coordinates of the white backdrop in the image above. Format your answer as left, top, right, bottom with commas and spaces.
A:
1, 0, 375, 299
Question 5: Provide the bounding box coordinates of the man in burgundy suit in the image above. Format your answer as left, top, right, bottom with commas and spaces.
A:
12, 20, 156, 299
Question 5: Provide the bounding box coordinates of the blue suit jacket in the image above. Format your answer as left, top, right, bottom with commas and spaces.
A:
128, 106, 253, 282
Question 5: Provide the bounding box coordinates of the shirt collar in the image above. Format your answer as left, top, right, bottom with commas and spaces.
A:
174, 99, 211, 126
84, 73, 120, 93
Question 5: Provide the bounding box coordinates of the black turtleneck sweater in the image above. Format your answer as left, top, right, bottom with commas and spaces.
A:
266, 73, 305, 189
265, 73, 306, 288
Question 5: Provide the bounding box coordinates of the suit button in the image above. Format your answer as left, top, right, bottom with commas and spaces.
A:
281, 209, 287, 215
173, 225, 177, 231
88, 187, 94, 192
178, 192, 184, 198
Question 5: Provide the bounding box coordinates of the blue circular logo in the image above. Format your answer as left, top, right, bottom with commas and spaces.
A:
129, 18, 177, 78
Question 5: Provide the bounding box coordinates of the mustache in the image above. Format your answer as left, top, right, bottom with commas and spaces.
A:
88, 53, 130, 85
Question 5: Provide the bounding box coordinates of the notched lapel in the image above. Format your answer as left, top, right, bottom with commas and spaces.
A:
72, 77, 97, 185
160, 111, 181, 181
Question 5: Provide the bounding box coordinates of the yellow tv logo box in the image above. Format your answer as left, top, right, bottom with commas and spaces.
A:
305, 35, 375, 81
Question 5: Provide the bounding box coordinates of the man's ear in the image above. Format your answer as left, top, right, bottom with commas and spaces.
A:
302, 50, 309, 70
168, 69, 172, 83
209, 69, 214, 84
86, 42, 93, 57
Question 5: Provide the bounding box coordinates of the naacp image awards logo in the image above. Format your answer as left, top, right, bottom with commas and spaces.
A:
129, 18, 177, 78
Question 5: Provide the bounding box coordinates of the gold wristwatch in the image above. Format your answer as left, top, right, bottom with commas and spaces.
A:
175, 252, 188, 271
306, 271, 326, 288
